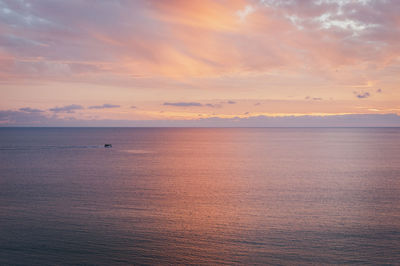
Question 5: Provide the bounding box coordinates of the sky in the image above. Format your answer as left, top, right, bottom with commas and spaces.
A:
0, 0, 399, 126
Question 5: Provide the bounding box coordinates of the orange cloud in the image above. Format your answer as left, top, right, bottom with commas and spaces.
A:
0, 0, 399, 120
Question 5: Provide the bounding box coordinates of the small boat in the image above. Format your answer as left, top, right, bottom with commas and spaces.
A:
104, 144, 112, 148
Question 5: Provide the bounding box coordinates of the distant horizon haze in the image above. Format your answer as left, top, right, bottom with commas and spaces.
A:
1, 113, 400, 127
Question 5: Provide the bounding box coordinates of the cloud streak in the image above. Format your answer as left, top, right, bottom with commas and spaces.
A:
354, 91, 370, 99
163, 102, 224, 108
0, 0, 399, 80
0, 0, 399, 120
49, 104, 84, 113
88, 104, 120, 109
163, 102, 203, 107
1, 110, 399, 127
0, 110, 50, 125
305, 96, 323, 101
19, 107, 44, 113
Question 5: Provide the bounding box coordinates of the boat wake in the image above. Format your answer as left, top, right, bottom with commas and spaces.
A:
0, 145, 104, 151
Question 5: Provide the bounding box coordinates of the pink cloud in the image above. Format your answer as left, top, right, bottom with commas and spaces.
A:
0, 0, 399, 93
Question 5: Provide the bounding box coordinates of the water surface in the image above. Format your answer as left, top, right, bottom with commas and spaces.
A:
0, 128, 399, 265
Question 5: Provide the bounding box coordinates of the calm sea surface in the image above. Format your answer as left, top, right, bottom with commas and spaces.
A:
0, 128, 399, 265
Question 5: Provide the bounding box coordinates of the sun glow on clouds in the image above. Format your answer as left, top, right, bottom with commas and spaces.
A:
0, 0, 399, 125
142, 110, 357, 120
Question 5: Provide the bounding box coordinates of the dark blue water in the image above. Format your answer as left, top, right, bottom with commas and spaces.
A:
1, 128, 400, 265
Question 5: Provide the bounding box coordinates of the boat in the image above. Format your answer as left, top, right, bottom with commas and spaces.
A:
104, 144, 112, 148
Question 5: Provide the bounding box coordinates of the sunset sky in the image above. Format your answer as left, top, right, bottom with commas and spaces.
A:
0, 0, 399, 126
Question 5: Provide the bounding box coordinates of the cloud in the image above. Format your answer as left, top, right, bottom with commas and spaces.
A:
131, 105, 137, 109
205, 103, 222, 108
88, 104, 120, 109
1, 110, 399, 127
19, 107, 44, 113
192, 114, 400, 127
227, 100, 236, 104
0, 110, 50, 125
0, 0, 399, 118
163, 102, 203, 107
0, 0, 399, 81
49, 104, 84, 113
377, 89, 382, 93
163, 102, 223, 108
254, 102, 261, 106
237, 5, 255, 21
306, 96, 323, 101
354, 91, 370, 99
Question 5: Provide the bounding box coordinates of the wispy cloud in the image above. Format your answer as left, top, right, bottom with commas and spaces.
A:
163, 102, 225, 108
49, 104, 84, 113
354, 91, 370, 99
0, 110, 49, 125
163, 102, 203, 107
0, 0, 399, 119
88, 104, 120, 109
205, 103, 222, 108
305, 96, 323, 101
1, 110, 400, 127
1, 0, 399, 81
19, 107, 44, 113
237, 5, 255, 21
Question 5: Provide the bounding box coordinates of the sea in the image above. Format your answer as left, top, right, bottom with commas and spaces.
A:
0, 127, 399, 265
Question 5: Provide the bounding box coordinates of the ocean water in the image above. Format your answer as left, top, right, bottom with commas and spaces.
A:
0, 127, 399, 265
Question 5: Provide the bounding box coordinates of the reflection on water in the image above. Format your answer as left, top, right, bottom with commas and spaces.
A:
0, 128, 399, 264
